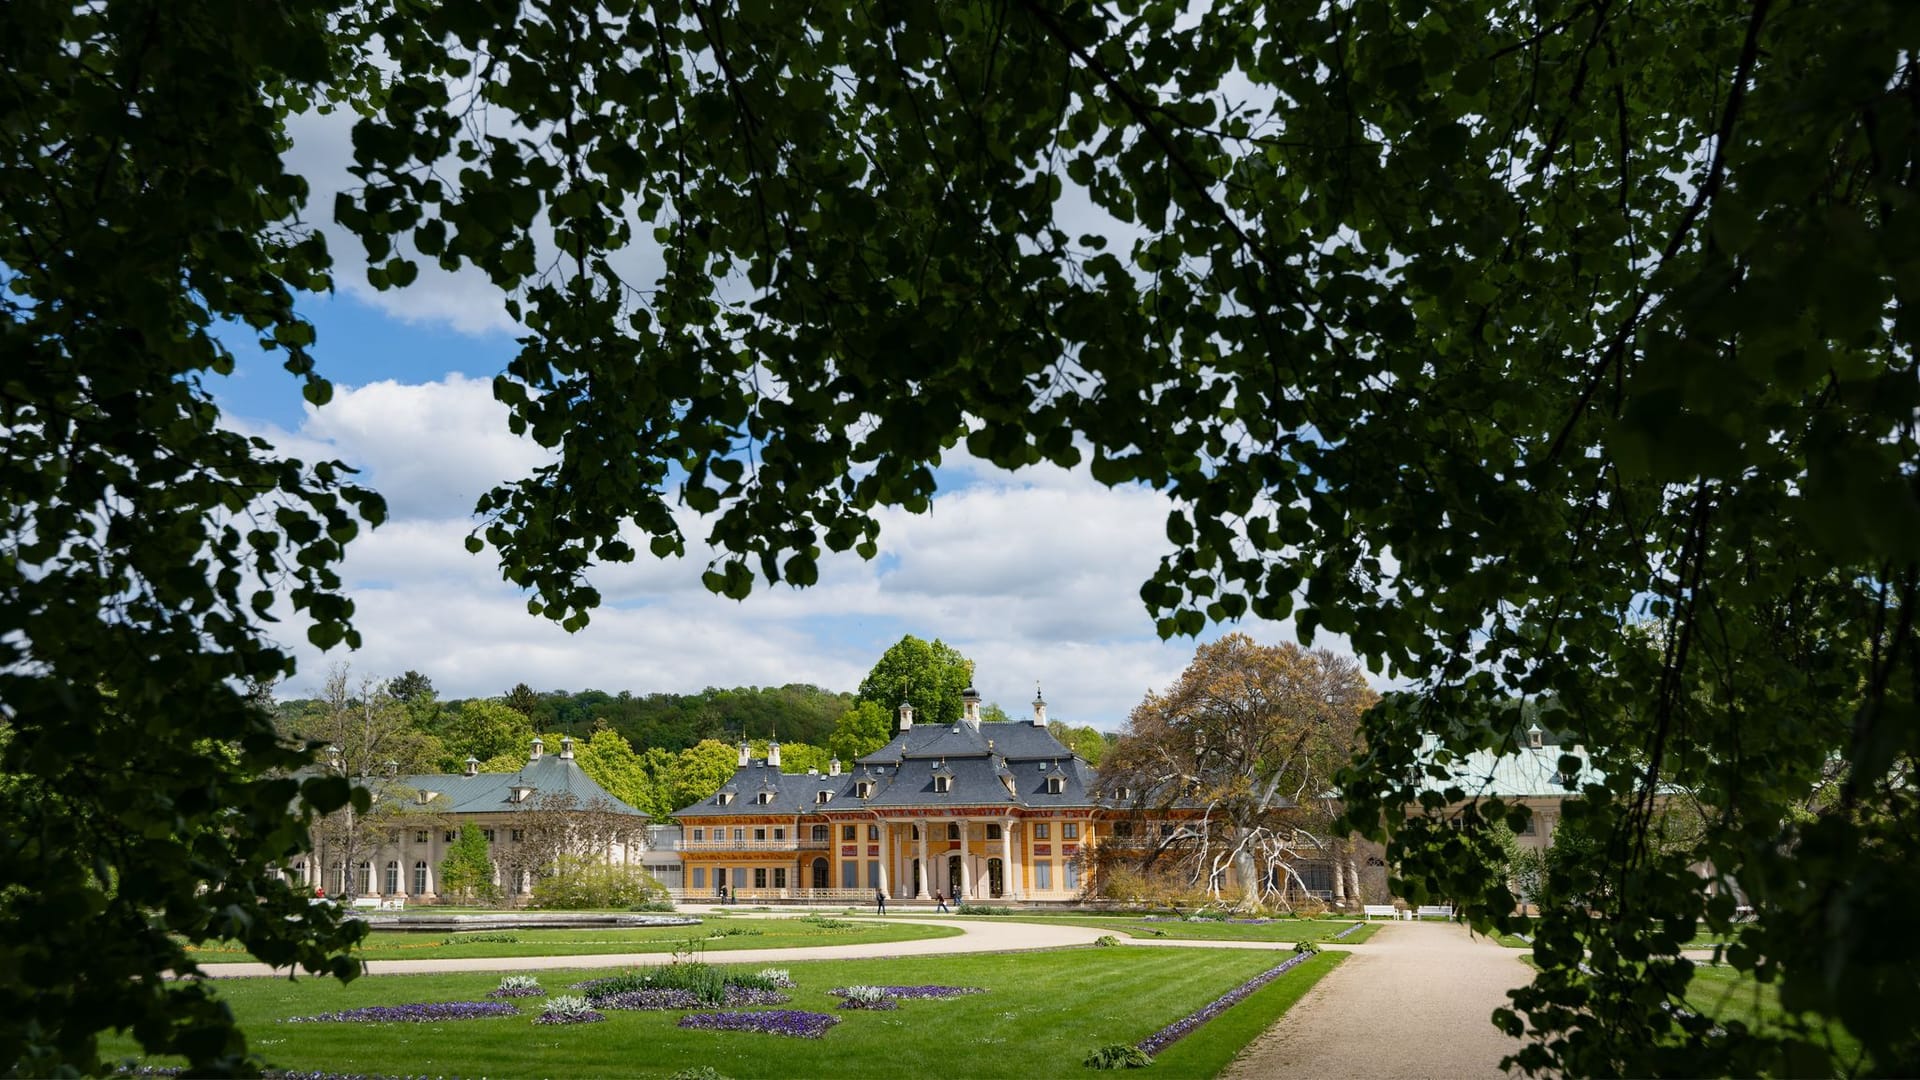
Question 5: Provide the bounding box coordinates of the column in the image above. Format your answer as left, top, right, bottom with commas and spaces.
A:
1001, 816, 1016, 901
877, 818, 891, 896
916, 822, 930, 898
958, 820, 973, 899
1331, 839, 1346, 907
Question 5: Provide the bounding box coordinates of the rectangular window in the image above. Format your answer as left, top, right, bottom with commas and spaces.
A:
733, 867, 747, 890
692, 828, 704, 842
842, 860, 859, 888
1064, 862, 1080, 892
414, 830, 429, 844
511, 829, 524, 842
1034, 862, 1052, 890
482, 828, 495, 843
773, 867, 787, 888
868, 825, 879, 841
387, 829, 399, 844
1114, 821, 1133, 838
754, 868, 768, 888
1033, 823, 1050, 839
692, 867, 706, 889
812, 825, 828, 841
773, 828, 785, 840
1518, 815, 1537, 836
444, 831, 457, 843
733, 827, 745, 842
754, 827, 767, 841
987, 824, 1002, 839
867, 861, 879, 887
843, 825, 857, 841
1063, 823, 1079, 839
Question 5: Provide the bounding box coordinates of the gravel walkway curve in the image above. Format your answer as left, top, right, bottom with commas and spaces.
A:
1221, 921, 1531, 1080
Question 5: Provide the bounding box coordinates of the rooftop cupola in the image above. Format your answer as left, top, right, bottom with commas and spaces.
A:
1032, 684, 1048, 726
559, 735, 575, 759
384, 760, 398, 777
1526, 723, 1544, 750
828, 756, 841, 777
738, 740, 751, 768
898, 700, 915, 731
767, 739, 781, 768
529, 735, 544, 762
463, 755, 480, 777
962, 685, 982, 729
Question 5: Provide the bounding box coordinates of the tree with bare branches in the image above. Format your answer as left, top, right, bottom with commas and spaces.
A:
1099, 635, 1376, 910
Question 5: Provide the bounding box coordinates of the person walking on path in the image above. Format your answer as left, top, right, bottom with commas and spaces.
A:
874, 887, 886, 916
934, 889, 949, 913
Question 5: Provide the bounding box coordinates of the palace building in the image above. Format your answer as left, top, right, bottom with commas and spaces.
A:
672, 687, 1113, 902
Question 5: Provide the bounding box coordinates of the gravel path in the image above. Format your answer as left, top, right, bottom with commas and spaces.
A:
1221, 921, 1531, 1080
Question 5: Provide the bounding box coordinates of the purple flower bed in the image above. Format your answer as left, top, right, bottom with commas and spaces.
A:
591, 988, 705, 1011
533, 1009, 606, 1025
485, 987, 547, 999
283, 1001, 520, 1024
824, 985, 984, 999
722, 986, 792, 1006
1136, 953, 1314, 1056
1229, 918, 1274, 924
569, 976, 627, 994
678, 1010, 842, 1039
836, 998, 899, 1010
1333, 921, 1366, 940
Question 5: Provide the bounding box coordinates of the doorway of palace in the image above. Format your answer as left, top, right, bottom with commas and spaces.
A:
947, 855, 963, 899
987, 858, 1004, 898
811, 858, 828, 890
910, 858, 922, 897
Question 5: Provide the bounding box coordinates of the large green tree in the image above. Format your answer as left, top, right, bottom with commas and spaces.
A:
9, 0, 1918, 1074
854, 636, 977, 729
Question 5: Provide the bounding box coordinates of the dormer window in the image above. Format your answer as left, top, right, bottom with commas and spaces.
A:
1115, 786, 1133, 802
934, 776, 951, 793
816, 790, 832, 805
856, 781, 874, 799
1046, 776, 1064, 795
717, 791, 735, 805
756, 791, 774, 804
509, 785, 533, 803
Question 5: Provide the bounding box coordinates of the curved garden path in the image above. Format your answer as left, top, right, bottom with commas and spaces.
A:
1221, 920, 1531, 1080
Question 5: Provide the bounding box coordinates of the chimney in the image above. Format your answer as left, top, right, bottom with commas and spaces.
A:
767, 740, 781, 768
962, 685, 981, 728
898, 700, 915, 731
1033, 684, 1048, 726
738, 740, 751, 768
829, 756, 841, 777
463, 755, 480, 777
529, 736, 544, 762
560, 735, 575, 759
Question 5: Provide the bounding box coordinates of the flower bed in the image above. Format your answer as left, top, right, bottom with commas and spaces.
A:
722, 986, 791, 1006
1135, 953, 1314, 1056
591, 988, 704, 1011
677, 1010, 841, 1038
535, 995, 606, 1025
1332, 921, 1366, 940
824, 985, 984, 1000
282, 1001, 519, 1024
488, 975, 546, 999
836, 997, 898, 1010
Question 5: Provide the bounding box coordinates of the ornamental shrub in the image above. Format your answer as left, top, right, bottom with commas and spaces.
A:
1083, 1044, 1153, 1069
529, 854, 667, 910
1094, 935, 1122, 947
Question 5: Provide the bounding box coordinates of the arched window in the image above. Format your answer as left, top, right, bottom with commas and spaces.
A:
412, 860, 429, 895
947, 822, 960, 840
384, 861, 400, 894
357, 861, 372, 894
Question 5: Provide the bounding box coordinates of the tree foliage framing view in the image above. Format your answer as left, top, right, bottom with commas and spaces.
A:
3, 0, 1917, 1074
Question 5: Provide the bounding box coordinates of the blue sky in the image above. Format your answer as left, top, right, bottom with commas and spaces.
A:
218, 111, 1370, 730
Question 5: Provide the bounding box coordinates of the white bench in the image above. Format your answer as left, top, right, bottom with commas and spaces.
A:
1415, 904, 1454, 920
1362, 904, 1399, 920
350, 898, 380, 910
379, 898, 406, 911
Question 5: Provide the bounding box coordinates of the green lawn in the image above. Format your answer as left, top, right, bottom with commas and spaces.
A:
112, 948, 1344, 1078
942, 912, 1378, 944
184, 917, 959, 963
1685, 964, 1869, 1073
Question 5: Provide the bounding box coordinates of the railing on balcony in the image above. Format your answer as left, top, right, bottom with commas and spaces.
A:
681, 837, 832, 853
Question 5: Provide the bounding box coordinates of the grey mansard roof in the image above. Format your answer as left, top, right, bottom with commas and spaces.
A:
360, 752, 647, 817
671, 718, 1110, 818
